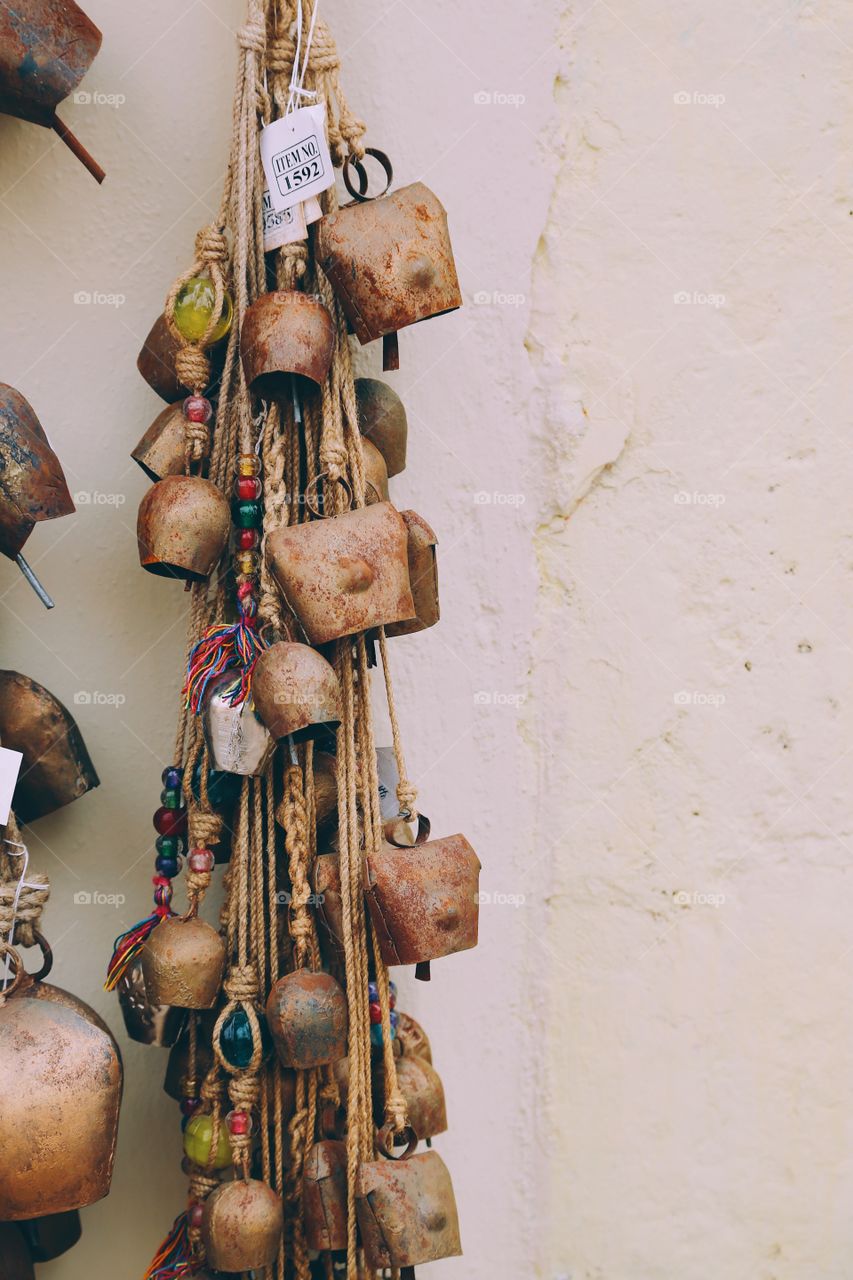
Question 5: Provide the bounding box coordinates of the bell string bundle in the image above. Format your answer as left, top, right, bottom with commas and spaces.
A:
115, 3, 476, 1277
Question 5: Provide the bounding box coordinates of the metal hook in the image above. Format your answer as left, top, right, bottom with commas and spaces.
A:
15, 554, 55, 609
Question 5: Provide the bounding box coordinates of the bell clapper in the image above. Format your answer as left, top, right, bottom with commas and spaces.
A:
291, 377, 302, 426
14, 554, 54, 609
51, 117, 105, 184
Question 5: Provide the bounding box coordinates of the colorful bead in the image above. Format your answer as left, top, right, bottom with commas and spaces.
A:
183, 395, 213, 424
156, 834, 184, 859
155, 855, 180, 878
238, 453, 261, 476
153, 884, 173, 908
389, 980, 397, 1009
236, 551, 259, 576
368, 981, 378, 1002
220, 1008, 257, 1070
188, 848, 215, 873
174, 276, 233, 345
236, 580, 254, 601
154, 806, 187, 837
161, 765, 183, 790
180, 1097, 200, 1118
160, 787, 181, 810
233, 499, 262, 528
236, 475, 262, 500
370, 1009, 399, 1048
183, 1114, 232, 1170
187, 1203, 204, 1229
236, 527, 259, 551
226, 1110, 252, 1136
369, 1001, 382, 1025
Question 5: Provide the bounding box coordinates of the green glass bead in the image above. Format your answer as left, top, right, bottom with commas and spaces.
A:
160, 787, 181, 810
233, 499, 262, 529
174, 276, 233, 345
182, 1114, 232, 1170
155, 835, 183, 859
220, 1009, 255, 1070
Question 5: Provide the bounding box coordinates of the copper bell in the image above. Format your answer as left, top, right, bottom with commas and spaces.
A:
266, 502, 415, 644
137, 313, 225, 403
385, 511, 439, 638
356, 1131, 462, 1272
317, 179, 461, 369
202, 677, 274, 776
19, 1210, 82, 1262
0, 384, 75, 608
0, 951, 122, 1218
140, 916, 226, 1010
0, 1223, 33, 1279
0, 670, 99, 822
265, 970, 348, 1069
201, 1178, 283, 1271
355, 378, 407, 478
373, 1053, 447, 1144
117, 954, 186, 1047
364, 817, 480, 980
240, 291, 335, 397
362, 438, 389, 505
304, 1138, 348, 1251
252, 642, 342, 743
131, 402, 187, 482
0, 0, 104, 182
137, 474, 230, 581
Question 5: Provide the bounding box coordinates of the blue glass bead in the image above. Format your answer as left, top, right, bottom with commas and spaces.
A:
390, 1009, 399, 1031
156, 834, 184, 859
368, 981, 379, 1002
160, 787, 181, 810
155, 855, 180, 878
220, 1009, 255, 1070
369, 1010, 399, 1048
162, 766, 183, 789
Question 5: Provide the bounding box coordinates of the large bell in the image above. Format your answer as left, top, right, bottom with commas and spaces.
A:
240, 291, 334, 397
266, 970, 348, 1069
252, 642, 342, 743
137, 475, 230, 581
201, 1179, 283, 1271
0, 670, 99, 822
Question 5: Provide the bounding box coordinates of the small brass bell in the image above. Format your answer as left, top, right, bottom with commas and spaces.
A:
362, 438, 390, 504
202, 676, 274, 776
140, 916, 226, 1010
117, 954, 186, 1047
372, 1052, 447, 1143
266, 970, 348, 1069
137, 313, 225, 403
355, 378, 407, 477
0, 950, 122, 1219
19, 1210, 81, 1262
266, 501, 415, 644
201, 1178, 283, 1272
356, 1131, 462, 1272
0, 670, 99, 822
252, 642, 342, 743
385, 511, 439, 638
137, 475, 230, 581
0, 384, 76, 608
0, 1223, 33, 1279
240, 291, 335, 397
131, 402, 187, 482
304, 1138, 348, 1251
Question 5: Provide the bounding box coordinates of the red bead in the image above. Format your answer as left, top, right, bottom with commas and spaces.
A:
187, 1202, 204, 1229
369, 1002, 382, 1024
236, 475, 261, 500
183, 395, 212, 424
236, 528, 259, 550
236, 580, 254, 600
227, 1110, 250, 1136
188, 848, 215, 873
154, 806, 187, 837
152, 874, 172, 888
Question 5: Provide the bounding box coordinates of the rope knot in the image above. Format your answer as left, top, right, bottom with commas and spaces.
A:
194, 225, 229, 266
175, 346, 211, 397
237, 15, 266, 54
223, 964, 259, 1003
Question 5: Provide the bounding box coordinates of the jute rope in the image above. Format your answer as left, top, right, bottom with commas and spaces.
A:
0, 814, 48, 949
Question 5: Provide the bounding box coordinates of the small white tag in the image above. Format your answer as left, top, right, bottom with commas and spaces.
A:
0, 747, 23, 825
260, 105, 335, 213
262, 191, 308, 250
304, 195, 323, 225
376, 747, 402, 821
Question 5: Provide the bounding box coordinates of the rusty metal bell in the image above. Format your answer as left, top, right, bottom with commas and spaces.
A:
19, 1210, 81, 1262
117, 954, 186, 1047
0, 384, 75, 607
397, 1010, 432, 1063
265, 970, 348, 1069
137, 314, 223, 403
202, 677, 274, 776
241, 291, 335, 397
364, 818, 480, 979
0, 1223, 33, 1279
252, 642, 342, 743
385, 511, 439, 638
362, 438, 389, 504
140, 916, 226, 1010
0, 670, 99, 822
304, 1138, 348, 1251
356, 1133, 462, 1272
137, 474, 230, 581
373, 1052, 447, 1144
0, 0, 104, 182
131, 402, 187, 482
201, 1178, 283, 1272
355, 378, 407, 478
317, 183, 461, 365
0, 952, 122, 1219
266, 501, 415, 645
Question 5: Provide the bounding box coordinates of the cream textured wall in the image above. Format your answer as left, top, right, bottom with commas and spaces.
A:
0, 1, 847, 1279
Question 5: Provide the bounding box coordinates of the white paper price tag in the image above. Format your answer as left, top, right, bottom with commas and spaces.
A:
262, 190, 308, 250
0, 747, 23, 825
260, 105, 334, 213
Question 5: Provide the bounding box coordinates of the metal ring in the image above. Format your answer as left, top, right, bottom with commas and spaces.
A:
30, 928, 53, 981
342, 149, 394, 203
0, 943, 24, 999
304, 471, 353, 520
376, 1122, 418, 1159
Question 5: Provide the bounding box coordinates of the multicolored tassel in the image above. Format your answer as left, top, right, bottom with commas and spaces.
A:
104, 909, 170, 991
142, 1213, 198, 1279
183, 618, 267, 714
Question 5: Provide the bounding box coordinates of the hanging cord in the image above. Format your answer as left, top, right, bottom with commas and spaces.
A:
0, 816, 48, 963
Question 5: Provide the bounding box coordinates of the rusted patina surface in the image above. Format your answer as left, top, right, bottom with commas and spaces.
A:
131, 401, 187, 482
266, 970, 348, 1069
137, 313, 225, 403
385, 510, 439, 638
304, 1138, 348, 1250
317, 183, 462, 347
266, 501, 415, 644
396, 1010, 432, 1063
117, 954, 186, 1047
0, 1223, 34, 1279
0, 974, 122, 1219
0, 0, 101, 126
312, 852, 344, 956
355, 378, 408, 477
201, 1178, 283, 1271
356, 1146, 462, 1270
19, 1209, 81, 1262
0, 670, 98, 822
140, 916, 226, 1010
364, 832, 481, 969
361, 437, 389, 504
252, 642, 342, 742
241, 291, 334, 396
372, 1052, 447, 1143
0, 384, 74, 559
137, 474, 230, 581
